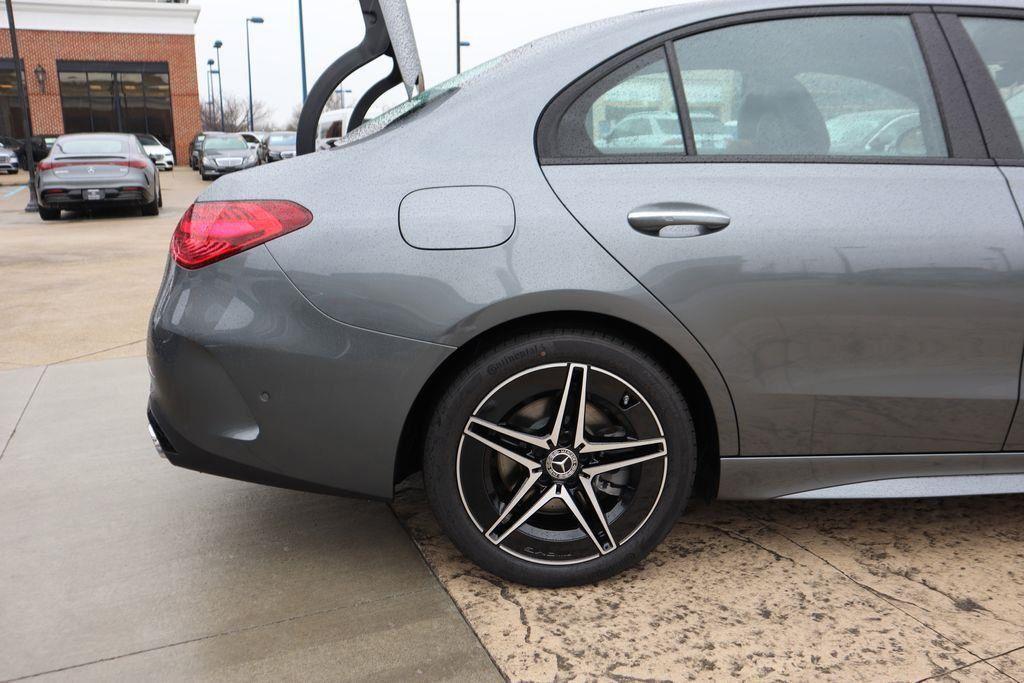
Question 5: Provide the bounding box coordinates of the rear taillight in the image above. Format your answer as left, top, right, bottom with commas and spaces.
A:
36, 159, 148, 170
171, 200, 313, 270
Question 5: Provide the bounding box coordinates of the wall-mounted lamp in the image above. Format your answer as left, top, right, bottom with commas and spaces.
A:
33, 64, 46, 93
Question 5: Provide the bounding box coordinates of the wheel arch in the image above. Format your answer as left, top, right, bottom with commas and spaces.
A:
394, 310, 726, 500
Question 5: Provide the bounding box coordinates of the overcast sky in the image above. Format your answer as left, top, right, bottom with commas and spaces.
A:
193, 0, 673, 126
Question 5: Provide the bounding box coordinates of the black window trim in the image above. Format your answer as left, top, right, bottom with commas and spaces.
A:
935, 7, 1024, 165
535, 4, 992, 167
56, 60, 170, 75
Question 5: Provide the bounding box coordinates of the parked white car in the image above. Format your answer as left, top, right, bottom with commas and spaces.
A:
135, 134, 175, 171
0, 143, 18, 174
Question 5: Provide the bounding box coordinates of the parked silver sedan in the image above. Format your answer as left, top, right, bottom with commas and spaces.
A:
36, 133, 160, 221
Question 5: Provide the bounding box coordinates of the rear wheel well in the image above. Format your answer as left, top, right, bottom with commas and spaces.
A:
394, 311, 720, 500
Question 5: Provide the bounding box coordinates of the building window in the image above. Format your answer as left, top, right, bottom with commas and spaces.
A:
57, 62, 175, 153
0, 65, 26, 138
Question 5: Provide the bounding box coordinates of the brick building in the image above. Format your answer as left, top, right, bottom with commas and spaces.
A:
0, 0, 201, 165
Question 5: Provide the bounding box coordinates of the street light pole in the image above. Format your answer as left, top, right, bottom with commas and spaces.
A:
214, 40, 225, 131
337, 87, 351, 109
4, 0, 38, 212
206, 59, 215, 117
245, 16, 264, 132
298, 0, 308, 102
455, 0, 461, 74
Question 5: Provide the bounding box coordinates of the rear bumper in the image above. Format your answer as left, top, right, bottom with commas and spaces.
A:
147, 247, 454, 499
38, 187, 153, 209
147, 406, 363, 497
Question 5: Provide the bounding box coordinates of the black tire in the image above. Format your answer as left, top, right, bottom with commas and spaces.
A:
200, 173, 211, 182
423, 328, 697, 587
141, 193, 159, 216
157, 184, 163, 208
38, 207, 60, 221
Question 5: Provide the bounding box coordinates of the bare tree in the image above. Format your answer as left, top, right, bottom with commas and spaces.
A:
200, 95, 276, 132
283, 104, 303, 132
282, 90, 347, 132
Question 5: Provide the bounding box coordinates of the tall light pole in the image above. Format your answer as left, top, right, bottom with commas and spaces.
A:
5, 0, 38, 212
455, 0, 470, 74
213, 40, 225, 131
206, 58, 215, 119
245, 16, 264, 132
456, 0, 461, 74
298, 0, 308, 102
336, 87, 352, 109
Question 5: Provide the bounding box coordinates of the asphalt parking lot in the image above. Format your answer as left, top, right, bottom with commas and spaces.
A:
2, 168, 1024, 682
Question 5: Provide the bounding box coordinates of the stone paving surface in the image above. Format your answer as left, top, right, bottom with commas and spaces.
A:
394, 480, 1024, 682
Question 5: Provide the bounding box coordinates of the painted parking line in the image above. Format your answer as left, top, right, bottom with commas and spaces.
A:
2, 185, 26, 198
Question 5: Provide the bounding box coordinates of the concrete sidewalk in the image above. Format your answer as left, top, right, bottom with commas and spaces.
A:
0, 357, 499, 681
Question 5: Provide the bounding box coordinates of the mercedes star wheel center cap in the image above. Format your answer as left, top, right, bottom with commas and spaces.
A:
545, 448, 579, 480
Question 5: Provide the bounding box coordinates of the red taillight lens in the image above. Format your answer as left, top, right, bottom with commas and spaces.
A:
36, 159, 147, 170
171, 200, 312, 270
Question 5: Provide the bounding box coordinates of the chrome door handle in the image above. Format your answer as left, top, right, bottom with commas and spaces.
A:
627, 202, 731, 236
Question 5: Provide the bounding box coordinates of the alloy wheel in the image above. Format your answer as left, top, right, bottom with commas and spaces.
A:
457, 362, 668, 566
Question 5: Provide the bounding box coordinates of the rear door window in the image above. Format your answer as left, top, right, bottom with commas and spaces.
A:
673, 16, 948, 157
960, 17, 1024, 148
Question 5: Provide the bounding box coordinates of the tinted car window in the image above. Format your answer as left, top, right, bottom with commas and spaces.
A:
961, 17, 1024, 148
555, 50, 683, 156
674, 16, 947, 157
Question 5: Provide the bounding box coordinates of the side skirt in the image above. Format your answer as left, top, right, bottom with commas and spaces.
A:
718, 452, 1024, 500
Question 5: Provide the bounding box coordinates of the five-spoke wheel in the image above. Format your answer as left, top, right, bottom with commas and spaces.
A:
425, 329, 696, 586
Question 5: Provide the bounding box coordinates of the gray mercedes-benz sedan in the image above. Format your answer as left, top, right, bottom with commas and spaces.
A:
37, 133, 160, 221
148, 0, 1024, 586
